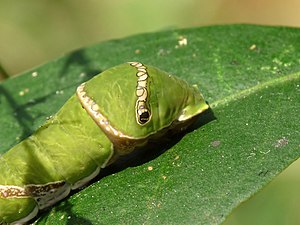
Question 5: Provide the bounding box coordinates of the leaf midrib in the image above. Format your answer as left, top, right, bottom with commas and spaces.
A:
211, 72, 300, 109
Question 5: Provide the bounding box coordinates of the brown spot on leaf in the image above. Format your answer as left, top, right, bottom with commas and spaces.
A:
211, 140, 221, 147
274, 137, 289, 148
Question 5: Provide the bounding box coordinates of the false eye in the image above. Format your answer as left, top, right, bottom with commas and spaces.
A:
137, 104, 150, 124
138, 110, 150, 124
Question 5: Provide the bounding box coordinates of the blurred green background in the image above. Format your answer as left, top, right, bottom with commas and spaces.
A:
0, 1, 299, 224
1, 0, 300, 77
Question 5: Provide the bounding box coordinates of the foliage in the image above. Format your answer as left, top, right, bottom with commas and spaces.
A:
0, 25, 299, 224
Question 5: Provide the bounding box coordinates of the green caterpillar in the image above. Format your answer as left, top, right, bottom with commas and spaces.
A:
0, 62, 209, 224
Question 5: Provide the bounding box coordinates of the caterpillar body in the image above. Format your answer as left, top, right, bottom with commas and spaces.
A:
0, 62, 209, 224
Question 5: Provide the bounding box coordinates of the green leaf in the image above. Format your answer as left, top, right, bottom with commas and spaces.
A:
0, 24, 299, 225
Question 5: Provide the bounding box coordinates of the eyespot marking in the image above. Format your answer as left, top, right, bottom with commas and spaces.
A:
129, 62, 151, 125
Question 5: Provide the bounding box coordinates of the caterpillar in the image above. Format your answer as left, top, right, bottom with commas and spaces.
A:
0, 62, 209, 224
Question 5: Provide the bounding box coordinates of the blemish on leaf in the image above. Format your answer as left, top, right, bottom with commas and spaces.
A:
246, 152, 256, 159
31, 71, 38, 77
18, 88, 29, 96
157, 202, 161, 208
46, 115, 53, 120
272, 58, 283, 66
274, 137, 289, 148
249, 44, 256, 50
259, 150, 270, 155
79, 72, 86, 78
55, 90, 64, 95
211, 140, 221, 147
175, 36, 188, 48
260, 66, 271, 71
258, 170, 269, 177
